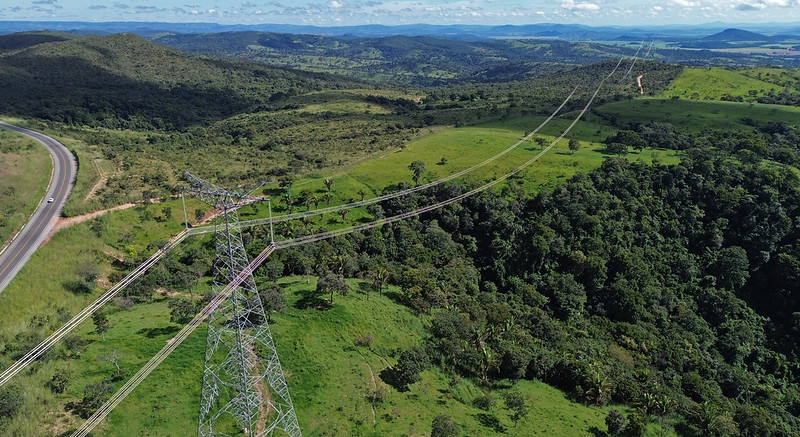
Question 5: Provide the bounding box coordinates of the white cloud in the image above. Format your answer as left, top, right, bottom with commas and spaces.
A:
558, 0, 600, 11
329, 0, 344, 8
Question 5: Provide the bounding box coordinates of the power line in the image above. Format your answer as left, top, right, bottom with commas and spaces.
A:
190, 85, 580, 234
0, 230, 190, 389
69, 57, 624, 436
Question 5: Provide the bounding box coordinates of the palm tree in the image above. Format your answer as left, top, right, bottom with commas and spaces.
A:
282, 192, 294, 214
338, 206, 348, 223
371, 266, 389, 298
408, 160, 426, 185
323, 178, 335, 192
358, 188, 368, 202
323, 192, 334, 206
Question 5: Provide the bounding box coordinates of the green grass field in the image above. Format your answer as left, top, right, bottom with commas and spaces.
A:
596, 98, 800, 133
0, 124, 52, 247
81, 276, 621, 436
659, 67, 780, 100
275, 115, 680, 221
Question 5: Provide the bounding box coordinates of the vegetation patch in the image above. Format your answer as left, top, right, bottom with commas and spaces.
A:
0, 125, 52, 246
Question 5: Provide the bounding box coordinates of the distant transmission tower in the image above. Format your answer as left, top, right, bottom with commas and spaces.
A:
183, 172, 300, 437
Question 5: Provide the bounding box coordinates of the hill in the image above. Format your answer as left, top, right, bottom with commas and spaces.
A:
0, 32, 360, 130
703, 28, 770, 42
150, 31, 636, 86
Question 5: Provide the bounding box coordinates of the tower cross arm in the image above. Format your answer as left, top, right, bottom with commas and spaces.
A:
182, 171, 256, 209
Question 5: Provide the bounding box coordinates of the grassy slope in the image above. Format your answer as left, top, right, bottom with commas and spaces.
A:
660, 67, 779, 100
283, 114, 679, 210
596, 98, 800, 133
0, 124, 52, 247
90, 277, 618, 436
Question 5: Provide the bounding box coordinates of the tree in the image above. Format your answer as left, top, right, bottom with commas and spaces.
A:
260, 285, 286, 323
371, 266, 390, 298
408, 160, 426, 185
77, 261, 100, 283
568, 138, 581, 154
168, 298, 198, 324
394, 346, 430, 388
534, 137, 548, 148
689, 401, 738, 437
194, 208, 205, 222
357, 188, 368, 202
322, 192, 334, 206
162, 206, 173, 220
323, 178, 335, 192
504, 391, 528, 426
605, 130, 647, 149
338, 206, 349, 223
316, 273, 349, 304
69, 381, 113, 419
606, 409, 627, 436
606, 142, 629, 155
279, 176, 294, 194
431, 414, 460, 437
92, 310, 110, 341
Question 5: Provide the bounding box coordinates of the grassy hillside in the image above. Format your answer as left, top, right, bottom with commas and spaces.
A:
5, 36, 800, 436
660, 67, 800, 105
31, 276, 622, 436
595, 98, 800, 133
660, 67, 779, 100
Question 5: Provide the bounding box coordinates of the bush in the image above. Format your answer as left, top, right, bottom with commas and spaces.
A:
46, 370, 71, 394
63, 278, 94, 294
606, 409, 626, 436
431, 414, 459, 437
473, 394, 495, 411
0, 385, 24, 419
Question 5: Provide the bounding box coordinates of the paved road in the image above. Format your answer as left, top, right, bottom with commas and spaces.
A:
0, 122, 76, 294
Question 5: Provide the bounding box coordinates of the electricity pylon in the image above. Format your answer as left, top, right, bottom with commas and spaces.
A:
183, 172, 300, 437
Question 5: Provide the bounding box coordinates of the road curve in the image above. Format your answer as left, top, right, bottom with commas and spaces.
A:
0, 122, 76, 294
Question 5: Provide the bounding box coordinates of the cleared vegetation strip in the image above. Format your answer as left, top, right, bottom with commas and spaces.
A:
277, 59, 621, 249
190, 85, 580, 235
0, 229, 189, 389
71, 244, 277, 437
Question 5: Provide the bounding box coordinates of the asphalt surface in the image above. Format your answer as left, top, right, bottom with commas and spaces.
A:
0, 122, 76, 294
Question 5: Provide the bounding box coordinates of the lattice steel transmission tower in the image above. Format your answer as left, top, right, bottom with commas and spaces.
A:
183, 172, 300, 437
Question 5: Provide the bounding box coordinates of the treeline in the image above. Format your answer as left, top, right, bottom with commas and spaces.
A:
599, 115, 800, 168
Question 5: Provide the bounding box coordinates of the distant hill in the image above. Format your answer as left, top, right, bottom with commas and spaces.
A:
679, 27, 800, 50
151, 31, 633, 86
0, 31, 74, 52
703, 28, 770, 42
0, 32, 358, 129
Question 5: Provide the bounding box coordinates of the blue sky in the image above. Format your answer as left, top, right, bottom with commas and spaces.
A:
2, 0, 799, 26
